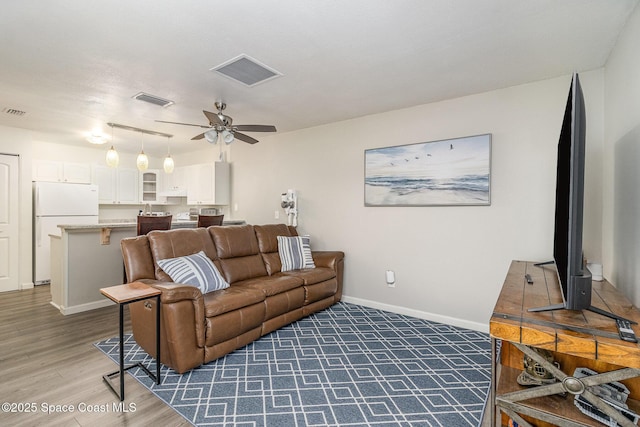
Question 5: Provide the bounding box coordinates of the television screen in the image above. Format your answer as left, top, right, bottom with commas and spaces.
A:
553, 72, 591, 310
530, 73, 632, 323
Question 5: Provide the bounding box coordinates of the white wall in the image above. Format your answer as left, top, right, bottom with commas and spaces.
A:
0, 71, 610, 331
604, 4, 640, 304
230, 73, 606, 331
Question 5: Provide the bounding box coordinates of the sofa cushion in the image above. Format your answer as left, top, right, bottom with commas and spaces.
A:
234, 275, 303, 297
277, 235, 316, 271
121, 236, 156, 282
255, 223, 293, 253
157, 251, 229, 294
210, 224, 260, 259
202, 285, 265, 317
279, 267, 336, 285
148, 228, 219, 281
210, 225, 268, 283
255, 223, 293, 275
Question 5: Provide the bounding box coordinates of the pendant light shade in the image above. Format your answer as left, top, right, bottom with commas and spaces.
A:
163, 155, 174, 173
137, 151, 149, 171
105, 125, 119, 167
106, 146, 119, 168
163, 136, 174, 173
137, 132, 148, 171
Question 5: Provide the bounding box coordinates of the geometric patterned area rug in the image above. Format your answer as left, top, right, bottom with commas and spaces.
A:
95, 302, 491, 426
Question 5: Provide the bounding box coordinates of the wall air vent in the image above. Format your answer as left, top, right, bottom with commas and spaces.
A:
132, 92, 175, 108
3, 107, 27, 116
211, 54, 282, 87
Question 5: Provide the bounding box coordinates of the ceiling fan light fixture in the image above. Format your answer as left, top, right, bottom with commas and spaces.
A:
204, 129, 218, 144
222, 130, 234, 144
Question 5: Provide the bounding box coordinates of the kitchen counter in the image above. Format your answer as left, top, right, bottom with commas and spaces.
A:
57, 219, 245, 231
49, 218, 245, 315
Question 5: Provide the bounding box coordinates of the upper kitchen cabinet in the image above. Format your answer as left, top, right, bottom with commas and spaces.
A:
186, 162, 230, 205
140, 170, 162, 204
33, 160, 92, 184
161, 166, 187, 197
92, 165, 139, 204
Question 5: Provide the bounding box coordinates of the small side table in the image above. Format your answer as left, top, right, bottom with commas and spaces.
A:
100, 282, 162, 401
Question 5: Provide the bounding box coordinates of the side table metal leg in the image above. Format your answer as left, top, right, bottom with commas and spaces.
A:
119, 302, 125, 401
155, 295, 161, 385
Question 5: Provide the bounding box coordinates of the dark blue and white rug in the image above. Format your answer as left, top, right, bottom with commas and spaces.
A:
95, 302, 491, 426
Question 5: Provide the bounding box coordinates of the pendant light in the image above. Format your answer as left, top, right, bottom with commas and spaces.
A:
105, 125, 119, 167
136, 132, 149, 171
163, 136, 174, 173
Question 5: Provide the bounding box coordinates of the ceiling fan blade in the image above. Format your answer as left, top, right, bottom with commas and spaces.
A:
235, 124, 277, 132
203, 110, 224, 127
156, 120, 209, 129
191, 133, 205, 140
233, 132, 259, 144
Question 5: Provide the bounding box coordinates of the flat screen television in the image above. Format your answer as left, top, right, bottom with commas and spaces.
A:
529, 73, 625, 321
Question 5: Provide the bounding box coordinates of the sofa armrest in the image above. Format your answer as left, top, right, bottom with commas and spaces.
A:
129, 279, 206, 373
311, 251, 345, 301
156, 282, 204, 303
311, 251, 345, 270
132, 279, 203, 304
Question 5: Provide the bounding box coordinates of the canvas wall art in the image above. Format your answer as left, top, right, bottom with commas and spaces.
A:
364, 134, 491, 206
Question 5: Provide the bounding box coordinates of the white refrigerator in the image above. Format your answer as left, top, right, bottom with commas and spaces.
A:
33, 181, 99, 285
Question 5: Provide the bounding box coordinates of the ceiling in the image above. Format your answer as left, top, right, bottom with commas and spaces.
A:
0, 0, 637, 156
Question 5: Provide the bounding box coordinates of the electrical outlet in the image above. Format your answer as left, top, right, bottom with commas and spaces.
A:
386, 270, 396, 287
233, 203, 238, 212
274, 210, 280, 219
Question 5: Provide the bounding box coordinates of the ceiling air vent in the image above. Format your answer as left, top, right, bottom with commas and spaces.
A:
211, 54, 282, 87
3, 107, 27, 116
132, 92, 174, 108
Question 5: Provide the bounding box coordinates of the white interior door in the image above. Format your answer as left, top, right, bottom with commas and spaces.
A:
0, 154, 19, 292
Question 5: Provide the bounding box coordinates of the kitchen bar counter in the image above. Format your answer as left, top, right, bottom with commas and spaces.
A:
49, 218, 245, 315
57, 219, 245, 231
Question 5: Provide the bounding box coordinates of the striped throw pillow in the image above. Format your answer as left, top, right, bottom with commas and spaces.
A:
156, 251, 229, 294
277, 235, 316, 272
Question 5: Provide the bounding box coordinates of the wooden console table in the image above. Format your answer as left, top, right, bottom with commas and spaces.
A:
489, 260, 640, 427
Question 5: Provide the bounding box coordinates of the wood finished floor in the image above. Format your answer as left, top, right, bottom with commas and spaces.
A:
1, 285, 496, 427
0, 285, 188, 427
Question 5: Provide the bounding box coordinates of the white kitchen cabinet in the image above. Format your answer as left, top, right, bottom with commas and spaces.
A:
161, 166, 187, 197
33, 160, 91, 184
92, 165, 139, 204
140, 170, 162, 203
186, 162, 230, 205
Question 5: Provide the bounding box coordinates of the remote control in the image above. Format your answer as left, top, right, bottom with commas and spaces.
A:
616, 319, 638, 343
525, 274, 533, 284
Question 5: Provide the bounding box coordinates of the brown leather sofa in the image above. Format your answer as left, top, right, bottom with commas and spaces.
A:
120, 223, 344, 373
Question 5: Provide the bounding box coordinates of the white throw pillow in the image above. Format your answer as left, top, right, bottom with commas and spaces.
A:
157, 251, 229, 294
277, 235, 316, 272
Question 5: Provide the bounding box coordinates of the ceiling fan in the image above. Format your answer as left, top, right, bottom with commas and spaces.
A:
156, 102, 276, 144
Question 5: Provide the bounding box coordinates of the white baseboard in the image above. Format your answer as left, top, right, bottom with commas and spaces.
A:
341, 295, 489, 333
21, 282, 34, 290
54, 299, 114, 315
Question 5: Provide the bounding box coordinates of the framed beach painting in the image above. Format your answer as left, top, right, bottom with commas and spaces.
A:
364, 134, 491, 206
